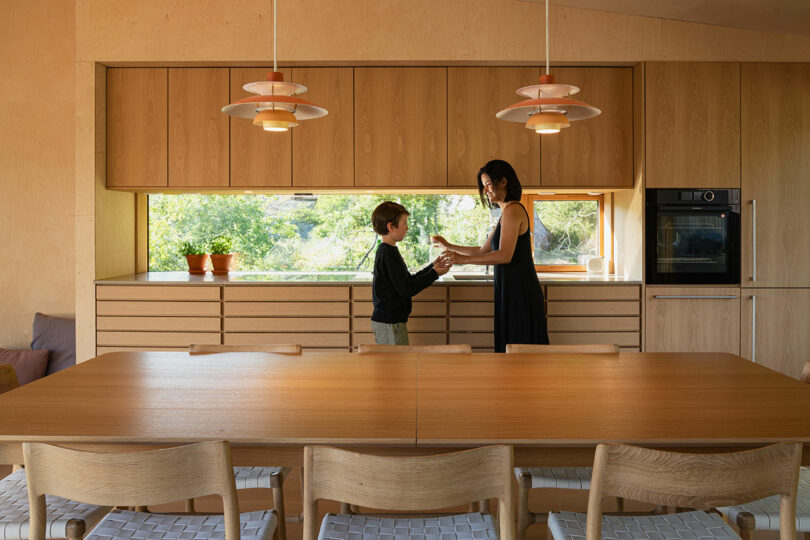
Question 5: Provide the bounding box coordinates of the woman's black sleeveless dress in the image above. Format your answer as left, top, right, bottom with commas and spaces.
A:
490, 203, 550, 352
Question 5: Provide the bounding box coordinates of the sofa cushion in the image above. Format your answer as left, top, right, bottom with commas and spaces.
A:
31, 313, 76, 375
0, 349, 49, 386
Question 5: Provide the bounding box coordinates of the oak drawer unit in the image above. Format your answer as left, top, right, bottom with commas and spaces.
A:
546, 285, 641, 352
96, 285, 222, 353
351, 285, 448, 350
449, 285, 494, 351
224, 286, 350, 350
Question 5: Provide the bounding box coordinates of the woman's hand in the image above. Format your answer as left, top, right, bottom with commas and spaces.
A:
442, 251, 468, 265
431, 234, 450, 249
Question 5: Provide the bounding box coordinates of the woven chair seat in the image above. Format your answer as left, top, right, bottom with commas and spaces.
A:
0, 469, 109, 540
233, 466, 290, 490
548, 510, 739, 540
514, 467, 592, 490
718, 467, 810, 531
87, 509, 277, 540
318, 512, 498, 540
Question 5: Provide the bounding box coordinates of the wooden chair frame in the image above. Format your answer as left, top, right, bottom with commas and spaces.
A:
303, 445, 514, 540
585, 443, 803, 540
24, 441, 242, 540
357, 344, 472, 354
0, 364, 19, 394
505, 344, 619, 354
190, 344, 302, 355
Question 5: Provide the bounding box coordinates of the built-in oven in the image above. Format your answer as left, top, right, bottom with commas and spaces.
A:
645, 188, 741, 285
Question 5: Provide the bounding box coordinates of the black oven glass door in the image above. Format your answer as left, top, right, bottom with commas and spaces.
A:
649, 206, 740, 284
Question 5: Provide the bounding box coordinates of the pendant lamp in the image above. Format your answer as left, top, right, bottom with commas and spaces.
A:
222, 0, 327, 132
496, 0, 600, 134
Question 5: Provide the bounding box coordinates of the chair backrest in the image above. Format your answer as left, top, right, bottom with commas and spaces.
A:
190, 344, 302, 355
0, 364, 20, 394
585, 443, 802, 540
505, 344, 619, 354
303, 445, 514, 540
357, 344, 472, 354
24, 441, 240, 540
801, 361, 810, 384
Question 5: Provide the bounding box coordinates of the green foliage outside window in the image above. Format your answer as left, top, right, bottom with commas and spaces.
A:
148, 194, 493, 272
532, 200, 599, 265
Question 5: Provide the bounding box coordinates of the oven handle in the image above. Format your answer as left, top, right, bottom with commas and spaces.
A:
652, 295, 738, 299
751, 199, 757, 282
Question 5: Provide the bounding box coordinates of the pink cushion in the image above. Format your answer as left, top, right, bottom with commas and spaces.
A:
0, 349, 49, 385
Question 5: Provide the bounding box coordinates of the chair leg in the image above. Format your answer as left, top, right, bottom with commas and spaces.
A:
66, 519, 86, 540
736, 511, 756, 540
340, 502, 352, 514
517, 472, 531, 540
185, 498, 196, 513
616, 496, 624, 512
134, 506, 148, 512
272, 486, 288, 540
478, 499, 491, 514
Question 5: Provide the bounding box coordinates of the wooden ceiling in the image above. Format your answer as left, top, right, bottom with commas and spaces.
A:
522, 0, 810, 36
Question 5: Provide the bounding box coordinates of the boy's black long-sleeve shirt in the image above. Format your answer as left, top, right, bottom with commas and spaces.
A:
372, 243, 439, 323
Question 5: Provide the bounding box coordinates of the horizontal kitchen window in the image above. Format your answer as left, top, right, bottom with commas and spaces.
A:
148, 194, 494, 273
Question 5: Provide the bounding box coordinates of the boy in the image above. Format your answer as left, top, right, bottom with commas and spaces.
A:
370, 201, 452, 345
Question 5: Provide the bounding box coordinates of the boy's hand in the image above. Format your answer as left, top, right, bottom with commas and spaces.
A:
432, 254, 453, 276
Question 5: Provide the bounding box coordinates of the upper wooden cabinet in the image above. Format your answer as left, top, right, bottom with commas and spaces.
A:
741, 63, 810, 288
168, 68, 229, 187
230, 68, 292, 188
447, 67, 540, 188
107, 68, 167, 188
355, 68, 447, 187
291, 68, 354, 188
540, 67, 633, 188
646, 63, 740, 189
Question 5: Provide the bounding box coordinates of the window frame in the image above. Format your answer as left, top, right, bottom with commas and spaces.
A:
522, 193, 605, 272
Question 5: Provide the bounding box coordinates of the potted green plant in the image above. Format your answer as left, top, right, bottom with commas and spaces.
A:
208, 235, 234, 275
179, 241, 208, 275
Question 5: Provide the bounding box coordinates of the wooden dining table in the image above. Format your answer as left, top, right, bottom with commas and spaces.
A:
0, 351, 809, 466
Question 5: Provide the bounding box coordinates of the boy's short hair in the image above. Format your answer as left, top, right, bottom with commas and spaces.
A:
372, 201, 409, 236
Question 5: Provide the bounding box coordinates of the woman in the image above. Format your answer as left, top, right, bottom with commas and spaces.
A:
433, 159, 549, 352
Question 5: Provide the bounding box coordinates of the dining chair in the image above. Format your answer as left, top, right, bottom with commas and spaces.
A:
23, 440, 278, 540
717, 361, 810, 540
189, 344, 303, 355
303, 445, 514, 540
0, 365, 19, 394
186, 345, 296, 539
506, 343, 620, 540
357, 344, 473, 353
547, 442, 802, 540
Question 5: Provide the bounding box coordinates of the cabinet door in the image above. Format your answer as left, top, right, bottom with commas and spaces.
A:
541, 67, 633, 188
355, 68, 447, 187
292, 68, 353, 187
447, 67, 540, 188
168, 68, 229, 187
230, 68, 291, 188
645, 287, 740, 354
646, 63, 740, 189
742, 63, 810, 288
107, 68, 167, 188
742, 289, 810, 379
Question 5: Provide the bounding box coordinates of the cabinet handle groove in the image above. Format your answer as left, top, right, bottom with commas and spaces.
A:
652, 295, 737, 300
750, 295, 756, 363
751, 200, 757, 282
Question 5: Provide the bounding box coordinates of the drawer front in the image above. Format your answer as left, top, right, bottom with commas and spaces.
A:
223, 286, 349, 302
449, 302, 494, 316
224, 317, 349, 332
224, 302, 349, 317
353, 333, 447, 346
225, 332, 350, 348
449, 287, 492, 301
97, 286, 220, 301
352, 317, 445, 333
546, 301, 640, 316
97, 316, 220, 332
547, 316, 639, 332
97, 301, 221, 317
546, 285, 640, 301
449, 333, 493, 348
352, 286, 446, 301
449, 318, 492, 332
97, 331, 220, 347
548, 332, 640, 347
353, 302, 446, 317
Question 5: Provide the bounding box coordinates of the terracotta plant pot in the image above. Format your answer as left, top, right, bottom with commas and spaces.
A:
210, 253, 234, 275
185, 254, 209, 275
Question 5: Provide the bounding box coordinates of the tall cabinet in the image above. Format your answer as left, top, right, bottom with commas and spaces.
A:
740, 63, 810, 377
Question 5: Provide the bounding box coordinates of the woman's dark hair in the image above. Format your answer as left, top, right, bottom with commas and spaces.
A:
477, 159, 522, 208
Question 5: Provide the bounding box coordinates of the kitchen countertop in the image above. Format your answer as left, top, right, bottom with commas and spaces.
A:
95, 271, 641, 285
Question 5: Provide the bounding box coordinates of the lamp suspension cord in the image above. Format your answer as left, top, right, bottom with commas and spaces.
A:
545, 0, 550, 75
273, 0, 277, 72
